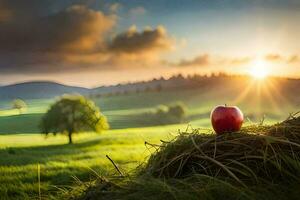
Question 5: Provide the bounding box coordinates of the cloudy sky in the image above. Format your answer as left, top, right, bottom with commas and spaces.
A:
0, 0, 300, 87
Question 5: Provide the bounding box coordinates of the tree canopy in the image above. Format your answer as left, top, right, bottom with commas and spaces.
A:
12, 99, 27, 114
40, 95, 109, 144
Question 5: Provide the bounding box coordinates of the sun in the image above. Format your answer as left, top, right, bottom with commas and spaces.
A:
249, 58, 269, 79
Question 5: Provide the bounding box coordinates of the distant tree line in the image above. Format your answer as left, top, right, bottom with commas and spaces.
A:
89, 73, 247, 99
89, 84, 163, 98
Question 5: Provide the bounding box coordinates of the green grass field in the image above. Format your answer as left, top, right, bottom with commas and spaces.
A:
0, 86, 298, 199
0, 92, 194, 199
0, 125, 187, 199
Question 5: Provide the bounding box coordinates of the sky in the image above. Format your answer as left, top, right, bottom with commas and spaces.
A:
0, 0, 300, 87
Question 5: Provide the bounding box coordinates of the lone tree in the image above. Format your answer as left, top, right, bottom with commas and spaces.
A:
12, 99, 27, 114
167, 102, 187, 123
40, 95, 109, 144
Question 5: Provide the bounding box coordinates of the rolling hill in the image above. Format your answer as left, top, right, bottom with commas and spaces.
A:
0, 81, 90, 99
1, 75, 300, 106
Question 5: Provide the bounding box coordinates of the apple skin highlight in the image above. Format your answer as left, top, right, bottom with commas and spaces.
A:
211, 105, 244, 135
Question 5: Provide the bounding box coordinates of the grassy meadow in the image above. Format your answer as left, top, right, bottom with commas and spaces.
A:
0, 80, 299, 199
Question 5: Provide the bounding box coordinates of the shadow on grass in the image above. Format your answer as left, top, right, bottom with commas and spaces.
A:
0, 111, 181, 133
0, 107, 213, 133
0, 138, 107, 166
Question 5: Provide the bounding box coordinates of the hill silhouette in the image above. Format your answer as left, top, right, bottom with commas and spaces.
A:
1, 74, 300, 101
0, 81, 90, 99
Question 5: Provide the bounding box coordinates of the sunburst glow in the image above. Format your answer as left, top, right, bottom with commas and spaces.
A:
249, 59, 269, 79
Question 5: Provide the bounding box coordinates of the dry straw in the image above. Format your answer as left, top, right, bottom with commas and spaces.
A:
74, 114, 300, 200
142, 114, 300, 186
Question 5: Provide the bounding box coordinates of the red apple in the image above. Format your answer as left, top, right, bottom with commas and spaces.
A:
211, 105, 244, 135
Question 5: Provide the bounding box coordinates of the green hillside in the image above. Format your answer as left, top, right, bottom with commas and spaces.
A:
0, 77, 299, 199
1, 77, 298, 132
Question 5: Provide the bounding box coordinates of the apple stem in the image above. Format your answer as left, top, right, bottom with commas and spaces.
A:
225, 104, 227, 107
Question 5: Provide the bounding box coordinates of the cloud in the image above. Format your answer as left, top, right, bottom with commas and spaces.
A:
109, 3, 122, 13
129, 6, 146, 16
167, 54, 251, 67
265, 54, 282, 61
226, 57, 252, 65
109, 25, 174, 55
0, 3, 175, 74
0, 2, 12, 22
99, 25, 175, 70
288, 55, 299, 63
0, 0, 59, 21
175, 54, 210, 67
168, 52, 300, 68
265, 53, 300, 63
0, 5, 116, 53
0, 4, 117, 73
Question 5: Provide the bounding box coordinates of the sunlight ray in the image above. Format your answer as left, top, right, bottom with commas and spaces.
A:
254, 80, 263, 119
261, 79, 282, 114
232, 79, 255, 105
266, 78, 291, 109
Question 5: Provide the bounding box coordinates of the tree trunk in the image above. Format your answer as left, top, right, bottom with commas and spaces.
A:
68, 131, 73, 144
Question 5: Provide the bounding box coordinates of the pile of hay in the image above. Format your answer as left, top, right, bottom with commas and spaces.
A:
75, 114, 300, 200
142, 115, 300, 186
